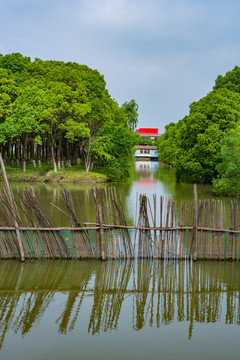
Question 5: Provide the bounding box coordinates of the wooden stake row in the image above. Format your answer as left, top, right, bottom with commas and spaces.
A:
0, 170, 240, 260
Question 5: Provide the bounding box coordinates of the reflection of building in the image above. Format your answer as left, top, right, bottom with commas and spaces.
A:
134, 146, 158, 161
135, 128, 161, 141
135, 161, 157, 187
135, 161, 158, 172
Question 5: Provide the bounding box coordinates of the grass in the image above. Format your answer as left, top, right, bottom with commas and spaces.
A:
1, 161, 107, 183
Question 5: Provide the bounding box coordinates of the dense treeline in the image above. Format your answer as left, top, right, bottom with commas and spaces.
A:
0, 53, 139, 180
157, 66, 240, 195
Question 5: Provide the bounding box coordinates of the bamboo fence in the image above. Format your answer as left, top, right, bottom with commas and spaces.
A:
0, 154, 240, 261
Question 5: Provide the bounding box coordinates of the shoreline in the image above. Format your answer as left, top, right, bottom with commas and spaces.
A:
0, 169, 107, 184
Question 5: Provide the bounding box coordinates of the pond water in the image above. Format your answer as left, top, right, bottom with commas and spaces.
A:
1, 162, 240, 359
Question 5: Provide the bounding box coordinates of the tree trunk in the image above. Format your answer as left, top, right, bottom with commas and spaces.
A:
15, 142, 19, 164
31, 136, 36, 167
51, 135, 57, 172
57, 138, 61, 170
47, 135, 51, 165
37, 145, 41, 167
66, 141, 71, 168
84, 138, 92, 172
6, 142, 10, 165
23, 134, 28, 172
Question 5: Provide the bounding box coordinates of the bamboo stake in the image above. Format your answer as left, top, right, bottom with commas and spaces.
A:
159, 196, 163, 258
193, 184, 198, 261
0, 153, 25, 261
153, 194, 157, 258
99, 203, 105, 260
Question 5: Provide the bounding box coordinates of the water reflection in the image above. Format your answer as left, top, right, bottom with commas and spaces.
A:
4, 162, 235, 230
0, 260, 240, 348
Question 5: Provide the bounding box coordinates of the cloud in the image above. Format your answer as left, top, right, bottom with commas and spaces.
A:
1, 0, 240, 131
57, 0, 204, 34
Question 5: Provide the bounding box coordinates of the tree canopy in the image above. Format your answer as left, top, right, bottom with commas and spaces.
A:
157, 66, 240, 194
0, 53, 139, 179
122, 99, 139, 131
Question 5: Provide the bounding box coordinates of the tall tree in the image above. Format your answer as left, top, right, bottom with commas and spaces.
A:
122, 99, 139, 131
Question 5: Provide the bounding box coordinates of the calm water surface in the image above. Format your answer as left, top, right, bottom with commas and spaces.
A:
1, 162, 240, 360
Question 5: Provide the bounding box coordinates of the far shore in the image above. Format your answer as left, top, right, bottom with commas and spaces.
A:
0, 167, 107, 184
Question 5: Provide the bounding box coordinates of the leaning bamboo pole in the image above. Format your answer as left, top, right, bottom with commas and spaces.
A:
0, 153, 25, 261
0, 179, 240, 260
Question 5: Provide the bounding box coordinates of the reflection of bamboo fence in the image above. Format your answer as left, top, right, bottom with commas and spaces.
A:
1, 154, 240, 260
0, 261, 240, 343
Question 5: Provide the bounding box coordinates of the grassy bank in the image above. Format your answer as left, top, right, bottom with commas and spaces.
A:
0, 162, 107, 183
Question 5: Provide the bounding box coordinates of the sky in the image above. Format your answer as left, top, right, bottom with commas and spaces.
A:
1, 0, 240, 133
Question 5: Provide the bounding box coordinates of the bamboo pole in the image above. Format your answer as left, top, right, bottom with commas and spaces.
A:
98, 203, 105, 260
153, 194, 157, 258
0, 153, 25, 261
1, 187, 240, 261
193, 184, 198, 261
159, 196, 163, 258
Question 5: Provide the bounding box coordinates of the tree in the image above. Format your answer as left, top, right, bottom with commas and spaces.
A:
122, 99, 139, 131
0, 53, 137, 179
158, 88, 240, 182
99, 121, 139, 180
213, 127, 240, 195
157, 122, 179, 165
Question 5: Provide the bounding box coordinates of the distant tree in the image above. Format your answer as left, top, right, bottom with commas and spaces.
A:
100, 121, 139, 180
138, 138, 154, 146
157, 122, 179, 165
122, 99, 139, 131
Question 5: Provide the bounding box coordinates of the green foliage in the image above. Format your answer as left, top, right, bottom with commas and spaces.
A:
214, 66, 240, 93
138, 137, 154, 146
98, 122, 138, 180
213, 127, 240, 195
0, 53, 137, 180
157, 122, 179, 165
122, 99, 139, 131
158, 86, 240, 184
105, 158, 130, 181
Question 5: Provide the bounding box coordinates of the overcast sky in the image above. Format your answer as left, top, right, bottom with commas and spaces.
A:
1, 0, 240, 132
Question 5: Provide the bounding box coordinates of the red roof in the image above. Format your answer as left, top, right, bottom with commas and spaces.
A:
136, 128, 158, 134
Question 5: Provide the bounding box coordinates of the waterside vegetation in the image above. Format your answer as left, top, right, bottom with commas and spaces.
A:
157, 66, 240, 196
0, 53, 140, 182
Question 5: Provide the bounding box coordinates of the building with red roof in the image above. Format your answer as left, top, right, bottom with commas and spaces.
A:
135, 128, 161, 141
